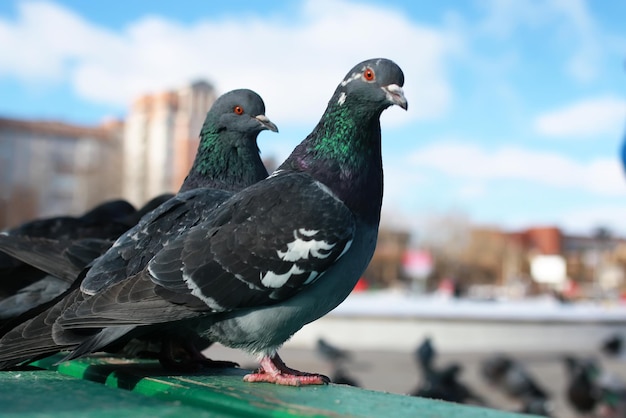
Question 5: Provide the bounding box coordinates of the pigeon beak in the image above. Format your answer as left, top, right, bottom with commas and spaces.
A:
383, 84, 408, 110
255, 115, 279, 133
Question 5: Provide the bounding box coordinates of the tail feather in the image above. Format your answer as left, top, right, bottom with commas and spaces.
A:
60, 325, 137, 362
0, 314, 72, 369
0, 289, 85, 369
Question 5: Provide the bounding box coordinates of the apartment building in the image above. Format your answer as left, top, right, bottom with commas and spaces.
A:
0, 117, 123, 230
122, 81, 217, 206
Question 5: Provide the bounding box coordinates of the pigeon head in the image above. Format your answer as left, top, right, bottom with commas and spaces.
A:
279, 58, 406, 224
180, 88, 277, 192
210, 88, 279, 136
333, 58, 407, 114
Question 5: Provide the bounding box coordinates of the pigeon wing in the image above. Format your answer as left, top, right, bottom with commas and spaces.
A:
149, 172, 356, 312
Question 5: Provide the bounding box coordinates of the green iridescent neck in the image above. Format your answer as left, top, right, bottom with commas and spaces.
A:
308, 100, 380, 168
181, 125, 266, 192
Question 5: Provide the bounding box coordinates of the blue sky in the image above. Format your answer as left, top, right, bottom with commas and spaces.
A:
1, 0, 625, 239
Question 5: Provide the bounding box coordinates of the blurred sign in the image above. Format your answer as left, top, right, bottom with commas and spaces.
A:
530, 255, 566, 284
598, 264, 624, 290
403, 249, 433, 280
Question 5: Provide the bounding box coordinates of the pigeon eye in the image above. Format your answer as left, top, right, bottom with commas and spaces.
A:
234, 106, 244, 115
363, 68, 375, 81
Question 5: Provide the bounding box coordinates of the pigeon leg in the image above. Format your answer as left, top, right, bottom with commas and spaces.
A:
243, 353, 330, 386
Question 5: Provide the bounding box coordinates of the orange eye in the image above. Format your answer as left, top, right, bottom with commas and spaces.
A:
234, 106, 244, 115
363, 68, 375, 81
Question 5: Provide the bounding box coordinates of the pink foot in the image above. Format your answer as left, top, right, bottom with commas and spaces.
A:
243, 354, 330, 386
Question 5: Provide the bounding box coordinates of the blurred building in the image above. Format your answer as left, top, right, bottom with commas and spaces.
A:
448, 226, 626, 297
123, 80, 217, 206
0, 79, 224, 230
365, 229, 411, 287
0, 117, 123, 230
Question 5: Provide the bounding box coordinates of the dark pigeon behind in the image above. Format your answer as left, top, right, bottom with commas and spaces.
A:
0, 88, 277, 367
0, 199, 137, 298
0, 195, 175, 325
81, 89, 277, 295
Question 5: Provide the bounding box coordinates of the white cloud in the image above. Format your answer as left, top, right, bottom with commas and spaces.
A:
410, 141, 626, 196
534, 96, 626, 139
0, 0, 458, 126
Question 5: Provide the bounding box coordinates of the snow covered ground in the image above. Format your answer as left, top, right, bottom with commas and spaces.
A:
284, 290, 626, 352
331, 289, 626, 322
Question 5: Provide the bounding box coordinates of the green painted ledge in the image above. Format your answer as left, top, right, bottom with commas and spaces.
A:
0, 369, 221, 418
21, 354, 545, 418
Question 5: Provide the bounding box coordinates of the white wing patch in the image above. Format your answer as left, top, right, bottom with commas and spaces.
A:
277, 229, 335, 262
261, 264, 305, 288
261, 228, 341, 289
178, 270, 224, 310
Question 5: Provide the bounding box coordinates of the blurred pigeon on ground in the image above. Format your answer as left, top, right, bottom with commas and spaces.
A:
415, 336, 435, 372
480, 354, 550, 413
412, 362, 485, 405
330, 365, 360, 387
0, 58, 407, 386
412, 338, 485, 405
563, 355, 601, 415
602, 334, 623, 358
316, 337, 359, 387
481, 355, 548, 398
316, 337, 352, 365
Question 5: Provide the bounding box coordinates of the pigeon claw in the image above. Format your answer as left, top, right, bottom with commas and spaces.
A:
243, 354, 330, 386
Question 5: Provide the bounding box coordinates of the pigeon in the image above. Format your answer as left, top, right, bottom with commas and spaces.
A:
412, 338, 485, 405
412, 363, 484, 405
480, 353, 550, 413
0, 58, 407, 387
0, 198, 137, 295
316, 337, 352, 365
0, 198, 139, 320
315, 337, 360, 386
563, 355, 601, 415
602, 333, 623, 357
415, 336, 435, 372
78, 89, 276, 297
330, 365, 360, 387
0, 199, 136, 241
0, 194, 175, 326
0, 88, 277, 366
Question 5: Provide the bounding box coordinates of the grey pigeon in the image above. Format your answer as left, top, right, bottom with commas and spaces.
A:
0, 89, 277, 365
0, 58, 406, 387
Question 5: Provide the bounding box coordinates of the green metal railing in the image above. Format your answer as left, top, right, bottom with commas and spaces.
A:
0, 354, 546, 418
